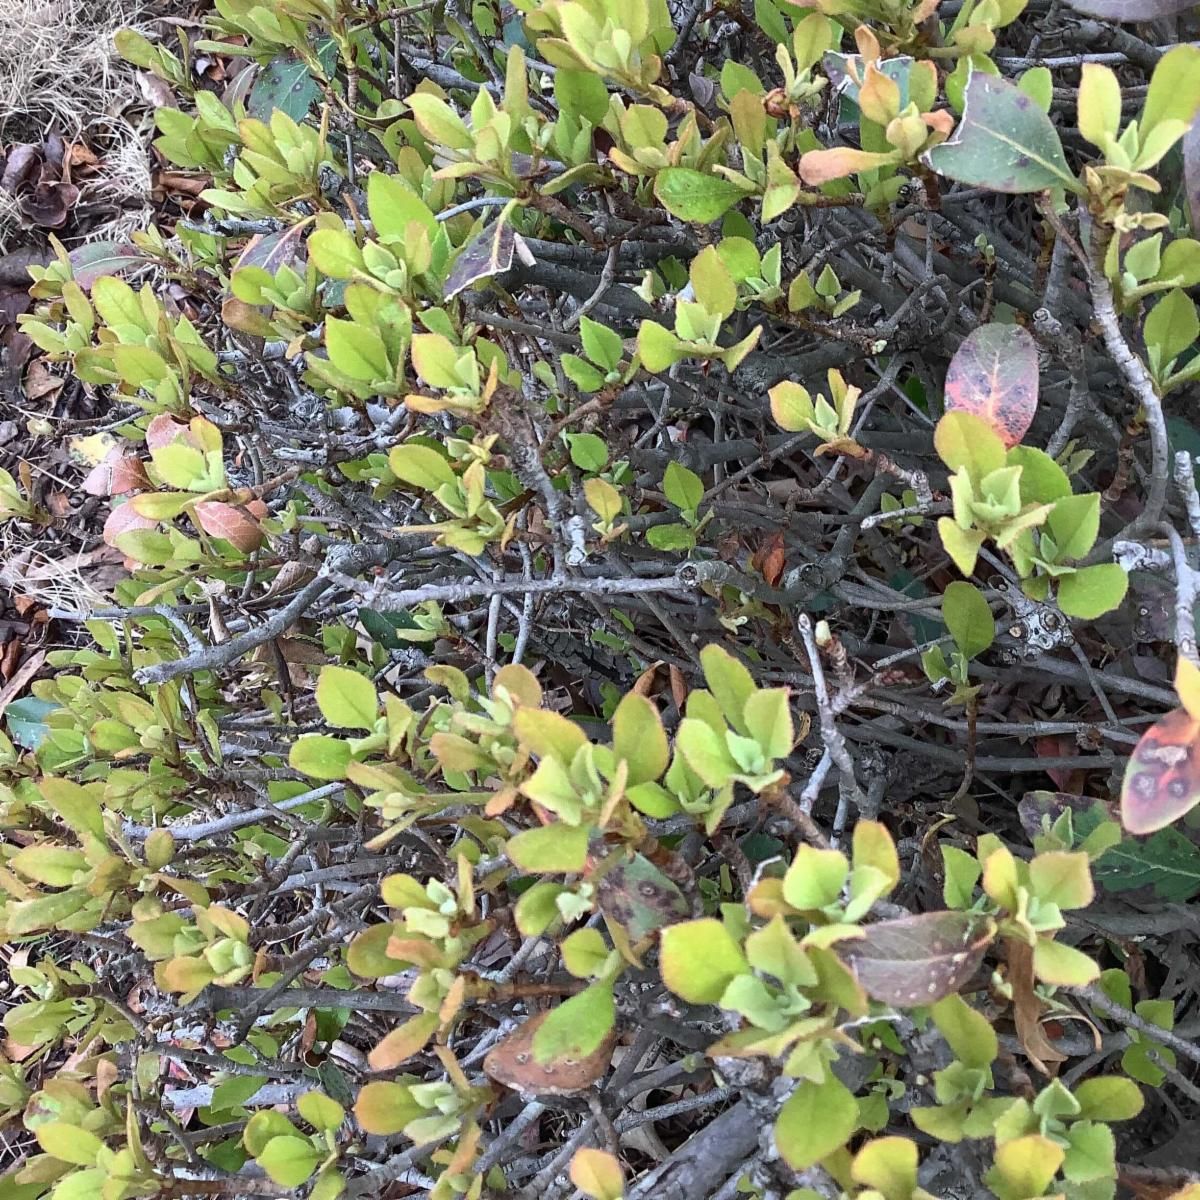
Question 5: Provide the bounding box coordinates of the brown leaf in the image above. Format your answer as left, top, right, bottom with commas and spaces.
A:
484, 1009, 616, 1095
837, 911, 995, 1007
1008, 939, 1066, 1075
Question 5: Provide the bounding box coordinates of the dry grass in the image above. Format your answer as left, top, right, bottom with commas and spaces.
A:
0, 0, 162, 251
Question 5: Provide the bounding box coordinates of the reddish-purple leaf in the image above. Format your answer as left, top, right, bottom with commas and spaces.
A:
837, 911, 995, 1007
193, 501, 264, 552
234, 219, 311, 276
1120, 707, 1200, 835
102, 501, 157, 548
944, 323, 1039, 448
69, 242, 145, 291
82, 447, 149, 497
1065, 0, 1194, 17
145, 414, 190, 451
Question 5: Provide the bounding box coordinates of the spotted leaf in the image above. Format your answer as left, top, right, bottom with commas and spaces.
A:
1120, 707, 1200, 835
837, 911, 995, 1007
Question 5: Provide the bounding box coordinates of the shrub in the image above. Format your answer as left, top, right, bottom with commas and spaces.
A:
3, 1, 1200, 1197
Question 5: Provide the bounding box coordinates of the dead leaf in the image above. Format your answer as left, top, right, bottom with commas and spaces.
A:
1008, 939, 1066, 1075
484, 1009, 616, 1095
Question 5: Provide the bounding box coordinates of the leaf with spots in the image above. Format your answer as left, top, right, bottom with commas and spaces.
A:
595, 851, 691, 940
483, 1005, 616, 1096
924, 73, 1080, 195
836, 911, 995, 1007
1120, 707, 1200, 835
944, 324, 1039, 449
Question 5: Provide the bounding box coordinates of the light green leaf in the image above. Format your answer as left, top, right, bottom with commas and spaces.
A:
654, 168, 753, 223
1057, 564, 1128, 619
506, 823, 589, 873
942, 581, 994, 660
316, 665, 378, 731
659, 917, 748, 1003
775, 1075, 859, 1169
663, 461, 703, 513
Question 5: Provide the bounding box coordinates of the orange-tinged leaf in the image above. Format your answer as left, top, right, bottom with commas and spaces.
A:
367, 1013, 439, 1070
193, 501, 263, 552
1176, 656, 1200, 720
1120, 707, 1200, 834
944, 323, 1039, 448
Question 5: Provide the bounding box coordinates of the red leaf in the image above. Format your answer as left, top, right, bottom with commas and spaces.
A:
82, 448, 149, 497
102, 502, 157, 548
193, 501, 263, 552
837, 911, 995, 1007
145, 414, 190, 451
944, 323, 1039, 448
1120, 707, 1200, 835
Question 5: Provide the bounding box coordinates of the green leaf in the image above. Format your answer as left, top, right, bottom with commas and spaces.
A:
1028, 850, 1094, 910
532, 983, 615, 1062
407, 93, 473, 149
1062, 1121, 1115, 1184
934, 411, 1007, 478
506, 823, 589, 873
326, 316, 390, 382
1056, 564, 1128, 619
1076, 63, 1121, 147
1141, 45, 1200, 140
566, 433, 609, 472
653, 168, 752, 223
579, 316, 623, 372
612, 692, 669, 786
942, 581, 994, 660
924, 73, 1079, 194
775, 1075, 859, 1169
663, 461, 704, 512
1032, 937, 1099, 986
35, 1123, 104, 1167
354, 1081, 424, 1135
942, 845, 982, 908
1072, 1076, 1144, 1122
1092, 822, 1200, 901
561, 928, 610, 978
700, 643, 755, 733
852, 1137, 919, 1200
257, 1136, 321, 1187
783, 845, 848, 910
986, 1135, 1064, 1200
248, 55, 320, 122
659, 918, 748, 1003
388, 444, 456, 491
316, 665, 378, 731
308, 229, 365, 279
675, 717, 738, 787
1144, 288, 1199, 375
931, 993, 997, 1068
636, 320, 684, 372
645, 523, 696, 551
938, 518, 985, 577
367, 171, 437, 241
289, 735, 352, 780
743, 688, 794, 759
554, 68, 610, 125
